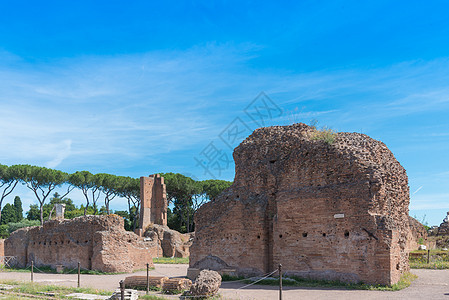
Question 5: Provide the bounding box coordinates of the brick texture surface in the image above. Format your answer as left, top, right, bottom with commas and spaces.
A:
140, 174, 168, 229
406, 216, 429, 251
4, 215, 157, 272
190, 123, 410, 285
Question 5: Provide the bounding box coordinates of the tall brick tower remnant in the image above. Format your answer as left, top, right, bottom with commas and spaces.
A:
139, 174, 168, 232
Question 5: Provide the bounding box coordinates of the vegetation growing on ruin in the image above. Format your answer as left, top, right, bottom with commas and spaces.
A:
310, 126, 336, 144
307, 120, 337, 145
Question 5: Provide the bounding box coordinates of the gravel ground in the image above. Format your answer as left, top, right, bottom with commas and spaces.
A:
1, 265, 448, 299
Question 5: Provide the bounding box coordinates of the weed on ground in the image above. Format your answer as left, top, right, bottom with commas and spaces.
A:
153, 257, 189, 264
240, 272, 417, 291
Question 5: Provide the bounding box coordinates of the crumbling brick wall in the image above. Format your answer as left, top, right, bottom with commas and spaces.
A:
144, 224, 194, 258
140, 174, 168, 230
4, 215, 157, 272
190, 123, 410, 285
407, 216, 429, 251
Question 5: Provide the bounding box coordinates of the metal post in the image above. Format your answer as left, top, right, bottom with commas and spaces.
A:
146, 263, 150, 295
427, 249, 430, 264
279, 264, 282, 300
31, 261, 34, 282
119, 280, 125, 300
77, 262, 81, 288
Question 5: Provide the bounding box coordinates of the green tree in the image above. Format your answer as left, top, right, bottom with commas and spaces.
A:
26, 204, 41, 221
96, 173, 119, 214
116, 176, 140, 231
48, 192, 77, 211
69, 171, 101, 215
47, 192, 78, 220
200, 179, 232, 200
11, 164, 71, 225
0, 164, 19, 223
0, 224, 8, 238
28, 195, 84, 221
7, 219, 40, 234
162, 174, 232, 233
162, 173, 202, 233
13, 196, 23, 222
1, 203, 17, 225
114, 210, 133, 231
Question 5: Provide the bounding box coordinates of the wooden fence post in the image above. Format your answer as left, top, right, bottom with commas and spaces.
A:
279, 264, 282, 300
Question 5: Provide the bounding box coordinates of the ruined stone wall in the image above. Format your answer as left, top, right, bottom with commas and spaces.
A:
5, 215, 156, 272
190, 123, 410, 285
407, 216, 429, 251
140, 174, 168, 230
144, 224, 194, 258
0, 239, 4, 256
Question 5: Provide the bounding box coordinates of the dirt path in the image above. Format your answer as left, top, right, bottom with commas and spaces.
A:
1, 265, 448, 299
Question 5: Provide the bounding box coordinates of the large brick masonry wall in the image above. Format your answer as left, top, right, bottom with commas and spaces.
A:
190, 123, 410, 285
4, 215, 157, 272
140, 174, 168, 230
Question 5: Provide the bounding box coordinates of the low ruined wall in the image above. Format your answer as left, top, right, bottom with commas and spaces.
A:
0, 239, 4, 256
145, 224, 194, 258
5, 215, 157, 272
407, 216, 429, 251
191, 123, 410, 285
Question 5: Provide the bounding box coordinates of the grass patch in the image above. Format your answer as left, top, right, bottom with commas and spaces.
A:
1, 264, 126, 275
0, 280, 168, 299
410, 261, 449, 269
153, 257, 189, 264
241, 272, 416, 291
409, 249, 449, 269
0, 279, 111, 296
162, 288, 185, 295
139, 295, 167, 300
221, 274, 246, 281
126, 285, 161, 292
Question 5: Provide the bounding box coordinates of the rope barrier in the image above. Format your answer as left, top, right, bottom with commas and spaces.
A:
220, 270, 280, 284
33, 266, 49, 274
236, 269, 278, 290
13, 261, 282, 299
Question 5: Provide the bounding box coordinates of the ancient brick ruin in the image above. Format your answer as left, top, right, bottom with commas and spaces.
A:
139, 174, 168, 230
145, 224, 194, 258
4, 215, 157, 272
406, 216, 429, 250
2, 174, 183, 272
190, 123, 411, 285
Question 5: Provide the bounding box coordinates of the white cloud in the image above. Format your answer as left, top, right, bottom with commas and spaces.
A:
46, 139, 72, 169
0, 46, 449, 180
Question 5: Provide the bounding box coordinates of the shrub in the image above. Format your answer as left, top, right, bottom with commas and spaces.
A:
0, 224, 9, 238
310, 127, 336, 145
7, 220, 40, 234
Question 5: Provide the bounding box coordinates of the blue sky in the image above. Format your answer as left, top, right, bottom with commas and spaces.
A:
0, 1, 448, 225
